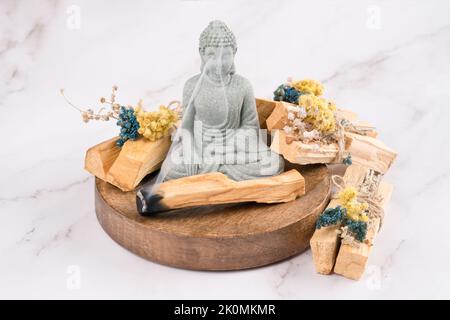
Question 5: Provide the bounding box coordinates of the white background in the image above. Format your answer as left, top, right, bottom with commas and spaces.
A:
0, 0, 449, 299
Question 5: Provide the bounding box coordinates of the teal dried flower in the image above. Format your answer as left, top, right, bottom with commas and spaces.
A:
316, 206, 346, 229
343, 218, 368, 242
284, 87, 300, 104
116, 106, 139, 147
343, 154, 352, 165
273, 84, 303, 104
273, 84, 286, 101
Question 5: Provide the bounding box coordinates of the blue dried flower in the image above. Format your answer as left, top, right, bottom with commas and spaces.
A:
116, 106, 139, 147
273, 84, 286, 101
273, 84, 303, 104
316, 206, 346, 229
343, 154, 353, 165
343, 218, 368, 242
284, 87, 300, 104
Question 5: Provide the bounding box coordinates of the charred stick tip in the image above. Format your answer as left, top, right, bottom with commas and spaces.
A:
136, 189, 169, 215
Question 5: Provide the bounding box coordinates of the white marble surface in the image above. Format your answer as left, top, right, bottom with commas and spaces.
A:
1, 0, 449, 299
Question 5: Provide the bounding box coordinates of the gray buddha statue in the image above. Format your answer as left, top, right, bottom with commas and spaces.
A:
136, 21, 284, 214
161, 20, 284, 181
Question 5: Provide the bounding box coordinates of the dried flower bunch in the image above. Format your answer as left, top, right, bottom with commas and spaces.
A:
315, 186, 370, 244
61, 86, 181, 147
273, 78, 324, 103
273, 78, 337, 143
273, 78, 355, 165
337, 187, 369, 222
60, 85, 121, 123
135, 102, 179, 142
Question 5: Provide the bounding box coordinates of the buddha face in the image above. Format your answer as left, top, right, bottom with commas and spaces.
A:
201, 46, 235, 79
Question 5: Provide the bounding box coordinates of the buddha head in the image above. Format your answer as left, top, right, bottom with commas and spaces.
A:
199, 20, 237, 79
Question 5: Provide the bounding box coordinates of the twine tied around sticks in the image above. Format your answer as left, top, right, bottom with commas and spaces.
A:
282, 112, 376, 165
340, 118, 376, 136
333, 117, 376, 164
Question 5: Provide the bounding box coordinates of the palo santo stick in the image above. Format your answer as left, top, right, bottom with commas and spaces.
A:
107, 136, 171, 192
310, 164, 370, 274
333, 182, 393, 280
266, 101, 289, 131
85, 136, 171, 191
136, 169, 305, 215
334, 110, 377, 138
85, 137, 121, 181
345, 132, 396, 174
255, 98, 278, 129
270, 129, 350, 165
270, 130, 396, 174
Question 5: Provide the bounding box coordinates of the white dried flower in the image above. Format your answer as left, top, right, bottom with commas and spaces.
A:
283, 126, 293, 134
303, 129, 320, 140
292, 118, 304, 129
287, 112, 295, 121
298, 106, 307, 118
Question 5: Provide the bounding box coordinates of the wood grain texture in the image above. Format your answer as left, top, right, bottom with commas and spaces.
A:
106, 136, 171, 191
255, 98, 277, 129
271, 130, 396, 173
344, 133, 397, 174
265, 101, 288, 132
95, 163, 331, 270
271, 130, 342, 165
333, 182, 393, 280
309, 164, 372, 274
85, 136, 171, 192
84, 137, 121, 181
138, 169, 305, 214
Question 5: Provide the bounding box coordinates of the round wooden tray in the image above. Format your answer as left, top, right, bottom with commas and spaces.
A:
95, 163, 331, 270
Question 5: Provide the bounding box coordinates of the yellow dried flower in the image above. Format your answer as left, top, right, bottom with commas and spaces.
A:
290, 79, 324, 96
345, 201, 369, 222
338, 186, 369, 222
298, 94, 336, 134
338, 186, 358, 205
135, 105, 178, 141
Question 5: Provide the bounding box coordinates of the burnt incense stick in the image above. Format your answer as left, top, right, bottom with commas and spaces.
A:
136, 170, 305, 215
